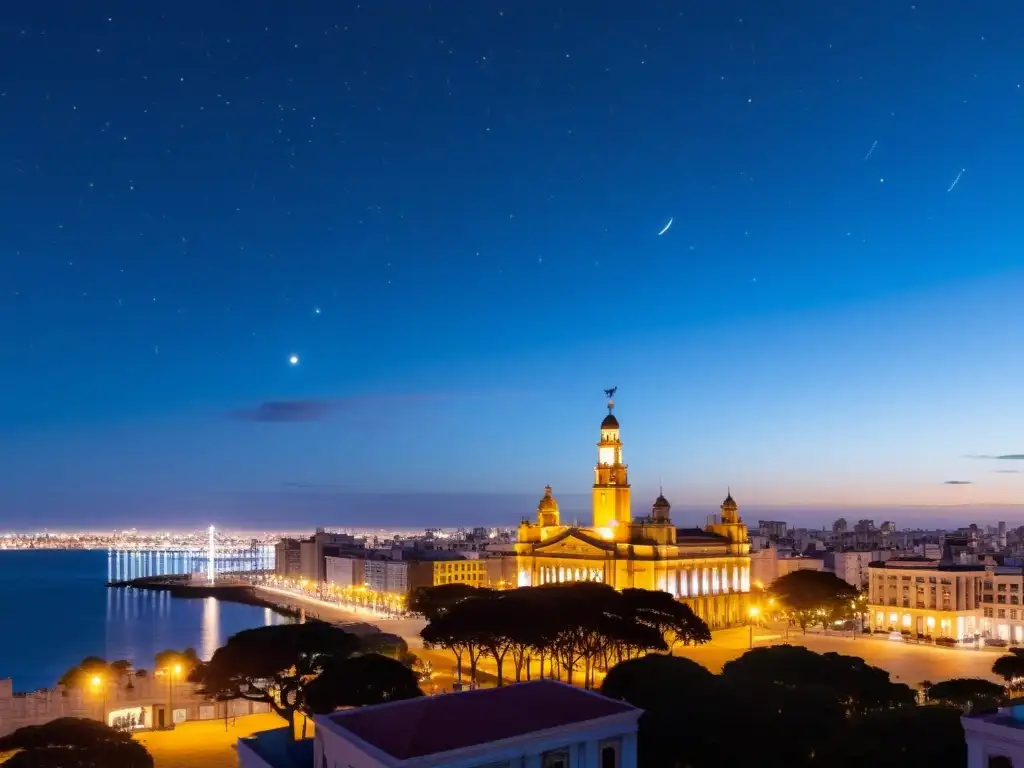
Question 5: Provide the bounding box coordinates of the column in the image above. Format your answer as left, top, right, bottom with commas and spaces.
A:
711, 568, 720, 594
702, 568, 709, 596
621, 732, 638, 768
679, 569, 687, 597
691, 569, 699, 596
583, 739, 599, 768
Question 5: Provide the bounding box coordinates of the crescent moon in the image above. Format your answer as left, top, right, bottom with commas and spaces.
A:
657, 217, 673, 236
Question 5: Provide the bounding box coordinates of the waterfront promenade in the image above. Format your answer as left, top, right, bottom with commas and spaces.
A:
253, 584, 1007, 687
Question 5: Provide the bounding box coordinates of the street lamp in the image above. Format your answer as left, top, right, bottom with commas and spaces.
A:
748, 606, 760, 649
167, 664, 181, 729
90, 675, 106, 725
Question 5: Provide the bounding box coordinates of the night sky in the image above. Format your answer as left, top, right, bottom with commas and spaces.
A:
2, 2, 1022, 531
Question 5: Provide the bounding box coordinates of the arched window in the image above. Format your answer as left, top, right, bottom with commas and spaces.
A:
601, 745, 617, 768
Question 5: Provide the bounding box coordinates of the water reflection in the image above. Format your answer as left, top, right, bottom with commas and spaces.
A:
201, 597, 219, 661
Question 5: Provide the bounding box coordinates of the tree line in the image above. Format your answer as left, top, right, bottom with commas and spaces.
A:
415, 582, 711, 687
58, 648, 201, 689
601, 645, 962, 768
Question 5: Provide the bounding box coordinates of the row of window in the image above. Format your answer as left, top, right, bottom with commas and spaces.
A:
983, 608, 1022, 620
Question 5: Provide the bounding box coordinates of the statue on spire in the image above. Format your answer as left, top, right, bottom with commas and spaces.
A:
604, 386, 617, 413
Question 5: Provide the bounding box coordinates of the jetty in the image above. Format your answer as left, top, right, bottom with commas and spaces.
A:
105, 574, 300, 618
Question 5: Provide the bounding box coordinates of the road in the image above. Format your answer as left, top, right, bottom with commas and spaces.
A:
254, 586, 1007, 688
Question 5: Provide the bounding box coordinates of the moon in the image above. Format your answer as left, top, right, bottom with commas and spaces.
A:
657, 217, 673, 236
288, 355, 299, 366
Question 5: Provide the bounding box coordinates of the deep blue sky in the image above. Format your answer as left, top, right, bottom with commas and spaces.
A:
1, 1, 1022, 530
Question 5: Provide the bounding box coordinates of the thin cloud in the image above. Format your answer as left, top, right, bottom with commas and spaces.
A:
282, 482, 343, 489
965, 454, 1024, 460
943, 480, 973, 485
229, 400, 336, 423
994, 470, 1022, 474
227, 391, 526, 424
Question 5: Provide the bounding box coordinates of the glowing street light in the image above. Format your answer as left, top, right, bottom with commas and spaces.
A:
90, 675, 106, 724
167, 663, 182, 730
748, 606, 760, 649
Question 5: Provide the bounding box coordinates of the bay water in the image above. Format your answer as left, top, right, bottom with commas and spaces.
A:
0, 549, 289, 691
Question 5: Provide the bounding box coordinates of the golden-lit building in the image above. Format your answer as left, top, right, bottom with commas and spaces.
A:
515, 393, 752, 628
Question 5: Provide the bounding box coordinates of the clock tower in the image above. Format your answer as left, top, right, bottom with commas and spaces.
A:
592, 390, 631, 537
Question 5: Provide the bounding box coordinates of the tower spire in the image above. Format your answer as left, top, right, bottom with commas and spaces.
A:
604, 386, 617, 414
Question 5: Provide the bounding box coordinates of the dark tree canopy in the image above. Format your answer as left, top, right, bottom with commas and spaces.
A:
601, 654, 714, 711
992, 648, 1024, 689
409, 583, 489, 621
927, 677, 1004, 712
189, 622, 361, 738
0, 717, 153, 768
419, 582, 707, 688
818, 706, 966, 768
770, 570, 859, 632
57, 657, 111, 688
721, 645, 916, 715
304, 653, 423, 714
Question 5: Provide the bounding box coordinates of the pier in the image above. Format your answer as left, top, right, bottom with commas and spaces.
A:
105, 574, 299, 619
106, 545, 274, 582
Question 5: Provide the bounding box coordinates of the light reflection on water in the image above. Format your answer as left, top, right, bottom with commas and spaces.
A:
0, 550, 291, 691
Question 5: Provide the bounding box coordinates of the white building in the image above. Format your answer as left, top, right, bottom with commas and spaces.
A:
962, 702, 1024, 767
238, 681, 641, 768
868, 556, 1024, 643
825, 550, 890, 589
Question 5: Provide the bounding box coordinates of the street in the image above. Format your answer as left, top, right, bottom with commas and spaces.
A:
254, 586, 1008, 688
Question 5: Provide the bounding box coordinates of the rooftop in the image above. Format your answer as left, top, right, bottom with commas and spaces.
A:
325, 680, 638, 761
238, 727, 314, 768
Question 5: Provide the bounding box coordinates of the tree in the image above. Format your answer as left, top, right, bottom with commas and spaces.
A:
153, 647, 200, 674
409, 583, 490, 621
619, 588, 711, 648
57, 657, 111, 689
993, 649, 1024, 691
356, 632, 416, 667
927, 678, 1004, 712
189, 622, 360, 739
0, 717, 153, 768
601, 654, 715, 710
304, 653, 423, 714
601, 654, 843, 768
770, 570, 859, 632
818, 706, 966, 768
721, 645, 916, 715
420, 600, 488, 685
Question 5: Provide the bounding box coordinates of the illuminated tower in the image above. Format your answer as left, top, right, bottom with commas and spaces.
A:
707, 491, 751, 556
207, 525, 216, 583
592, 390, 631, 536
536, 486, 560, 528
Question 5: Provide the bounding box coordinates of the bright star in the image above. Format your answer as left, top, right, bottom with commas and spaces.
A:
288, 355, 299, 366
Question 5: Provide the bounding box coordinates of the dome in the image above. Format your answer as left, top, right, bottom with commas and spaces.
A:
722, 491, 737, 509
653, 494, 670, 509
537, 485, 559, 512
601, 414, 619, 429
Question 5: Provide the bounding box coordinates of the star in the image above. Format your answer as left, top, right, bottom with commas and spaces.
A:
288, 355, 299, 366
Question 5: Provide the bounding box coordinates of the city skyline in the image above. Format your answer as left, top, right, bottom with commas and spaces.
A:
2, 3, 1022, 527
